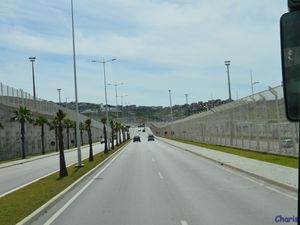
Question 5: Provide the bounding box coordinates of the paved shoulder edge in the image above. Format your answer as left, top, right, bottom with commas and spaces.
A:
157, 137, 297, 192
0, 143, 100, 169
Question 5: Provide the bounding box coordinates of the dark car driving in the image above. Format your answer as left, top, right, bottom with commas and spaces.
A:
133, 136, 141, 142
148, 134, 155, 141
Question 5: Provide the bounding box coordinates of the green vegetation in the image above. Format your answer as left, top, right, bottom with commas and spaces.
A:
34, 116, 50, 155
101, 118, 108, 153
56, 110, 68, 177
110, 119, 115, 150
84, 118, 94, 161
173, 138, 298, 168
10, 106, 34, 159
0, 143, 127, 225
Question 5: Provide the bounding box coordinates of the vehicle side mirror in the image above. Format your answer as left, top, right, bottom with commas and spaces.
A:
280, 10, 300, 121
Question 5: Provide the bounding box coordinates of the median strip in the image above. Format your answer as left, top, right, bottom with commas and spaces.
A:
43, 150, 123, 225
0, 142, 129, 225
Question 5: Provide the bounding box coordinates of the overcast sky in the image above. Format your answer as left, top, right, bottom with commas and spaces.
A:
0, 0, 288, 106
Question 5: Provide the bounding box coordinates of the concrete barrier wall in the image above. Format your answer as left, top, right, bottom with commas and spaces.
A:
150, 85, 299, 157
0, 83, 104, 160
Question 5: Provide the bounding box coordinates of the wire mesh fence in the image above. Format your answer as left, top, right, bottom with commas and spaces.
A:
0, 82, 102, 128
152, 85, 299, 157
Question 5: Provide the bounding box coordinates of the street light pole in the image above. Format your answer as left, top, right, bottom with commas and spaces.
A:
224, 60, 232, 101
57, 88, 62, 104
108, 82, 124, 122
65, 97, 70, 108
250, 70, 259, 95
185, 93, 189, 105
169, 89, 173, 122
120, 94, 128, 123
29, 57, 36, 108
103, 58, 109, 125
91, 58, 116, 149
70, 0, 82, 167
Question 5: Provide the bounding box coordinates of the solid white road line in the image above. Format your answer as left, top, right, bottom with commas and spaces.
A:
266, 186, 297, 201
158, 172, 164, 179
222, 167, 297, 200
228, 166, 297, 202
43, 150, 123, 225
181, 220, 188, 225
221, 167, 264, 186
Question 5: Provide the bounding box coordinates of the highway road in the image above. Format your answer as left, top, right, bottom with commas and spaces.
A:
31, 128, 297, 225
0, 143, 104, 197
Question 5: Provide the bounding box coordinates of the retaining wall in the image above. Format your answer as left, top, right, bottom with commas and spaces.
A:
0, 82, 104, 160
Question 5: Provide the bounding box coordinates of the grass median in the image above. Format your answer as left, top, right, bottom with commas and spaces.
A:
0, 142, 128, 225
171, 138, 298, 168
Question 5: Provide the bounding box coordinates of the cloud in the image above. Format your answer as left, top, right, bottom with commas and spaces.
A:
0, 0, 288, 106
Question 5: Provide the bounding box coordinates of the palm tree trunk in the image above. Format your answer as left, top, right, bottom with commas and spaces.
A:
21, 121, 25, 159
111, 127, 114, 150
58, 125, 68, 177
122, 129, 125, 143
127, 130, 130, 140
116, 130, 119, 146
55, 127, 58, 152
67, 127, 70, 149
104, 125, 108, 153
41, 124, 45, 155
74, 128, 77, 147
119, 130, 122, 144
88, 129, 93, 161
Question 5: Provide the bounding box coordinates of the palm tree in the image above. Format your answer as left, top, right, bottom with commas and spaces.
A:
0, 123, 3, 147
101, 118, 108, 153
126, 126, 130, 140
115, 122, 121, 146
34, 116, 50, 155
85, 119, 93, 161
63, 118, 72, 149
49, 118, 59, 152
114, 122, 118, 146
55, 110, 68, 177
70, 120, 77, 147
10, 106, 33, 159
79, 122, 85, 146
109, 120, 115, 150
121, 125, 126, 143
116, 122, 122, 144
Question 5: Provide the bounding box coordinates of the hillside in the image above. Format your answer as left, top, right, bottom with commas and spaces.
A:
60, 98, 229, 124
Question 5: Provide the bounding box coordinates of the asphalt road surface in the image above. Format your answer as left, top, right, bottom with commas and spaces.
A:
31, 129, 297, 225
0, 143, 104, 196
